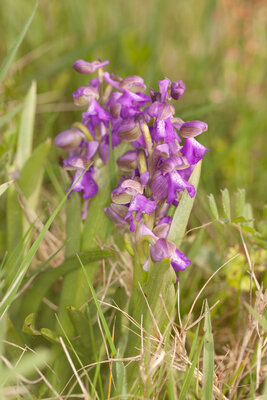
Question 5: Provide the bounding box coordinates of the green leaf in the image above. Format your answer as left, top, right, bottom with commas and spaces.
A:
235, 189, 246, 217
19, 249, 114, 322
79, 255, 117, 356
40, 328, 60, 344
168, 161, 202, 247
0, 180, 76, 317
115, 356, 128, 400
16, 80, 37, 170
57, 192, 81, 334
67, 307, 91, 350
203, 300, 214, 400
231, 216, 247, 223
0, 1, 38, 84
0, 180, 14, 197
221, 188, 231, 221
179, 337, 204, 400
207, 193, 219, 220
244, 303, 267, 331
18, 138, 51, 210
22, 313, 40, 336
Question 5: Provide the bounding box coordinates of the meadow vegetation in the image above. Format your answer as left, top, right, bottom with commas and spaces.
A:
0, 1, 266, 399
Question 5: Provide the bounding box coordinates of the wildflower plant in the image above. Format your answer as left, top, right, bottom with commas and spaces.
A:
55, 59, 209, 283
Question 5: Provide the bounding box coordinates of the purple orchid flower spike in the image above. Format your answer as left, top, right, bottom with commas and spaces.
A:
56, 58, 209, 279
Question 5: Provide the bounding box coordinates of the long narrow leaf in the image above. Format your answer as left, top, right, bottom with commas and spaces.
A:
203, 300, 214, 400
16, 81, 37, 169
78, 255, 117, 356
0, 1, 38, 84
168, 161, 202, 247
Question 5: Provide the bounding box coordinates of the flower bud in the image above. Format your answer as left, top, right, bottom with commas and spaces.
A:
73, 59, 109, 74
117, 150, 138, 171
54, 129, 83, 151
171, 80, 186, 100
72, 86, 99, 106
119, 75, 146, 92
63, 156, 90, 170
117, 120, 142, 142
179, 120, 208, 138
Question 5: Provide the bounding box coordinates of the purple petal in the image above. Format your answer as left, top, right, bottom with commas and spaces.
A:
181, 138, 209, 164
167, 170, 195, 204
158, 78, 170, 102
171, 249, 191, 271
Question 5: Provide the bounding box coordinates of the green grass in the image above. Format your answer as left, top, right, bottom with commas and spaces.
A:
0, 0, 266, 399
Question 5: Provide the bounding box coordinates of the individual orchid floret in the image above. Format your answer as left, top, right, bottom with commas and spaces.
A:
72, 85, 99, 106
54, 128, 84, 151
67, 166, 98, 200
119, 75, 146, 92
170, 80, 186, 100
181, 137, 209, 165
150, 238, 191, 271
73, 59, 109, 74
125, 194, 157, 232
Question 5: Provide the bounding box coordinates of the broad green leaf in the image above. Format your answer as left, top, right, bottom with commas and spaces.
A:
19, 249, 114, 322
235, 189, 246, 217
0, 180, 13, 197
207, 193, 219, 220
0, 1, 38, 84
16, 81, 37, 170
221, 188, 231, 221
57, 192, 81, 334
203, 300, 214, 400
18, 138, 51, 210
75, 165, 112, 307
115, 352, 128, 400
67, 307, 91, 351
168, 161, 202, 247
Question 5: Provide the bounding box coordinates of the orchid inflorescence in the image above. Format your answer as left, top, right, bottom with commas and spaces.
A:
55, 59, 209, 277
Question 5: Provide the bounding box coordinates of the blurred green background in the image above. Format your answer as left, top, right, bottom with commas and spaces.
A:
1, 0, 266, 208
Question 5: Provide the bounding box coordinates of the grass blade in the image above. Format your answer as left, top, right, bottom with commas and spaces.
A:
0, 1, 38, 84
203, 300, 214, 400
245, 303, 267, 331
16, 81, 37, 169
78, 254, 117, 356
0, 181, 14, 197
